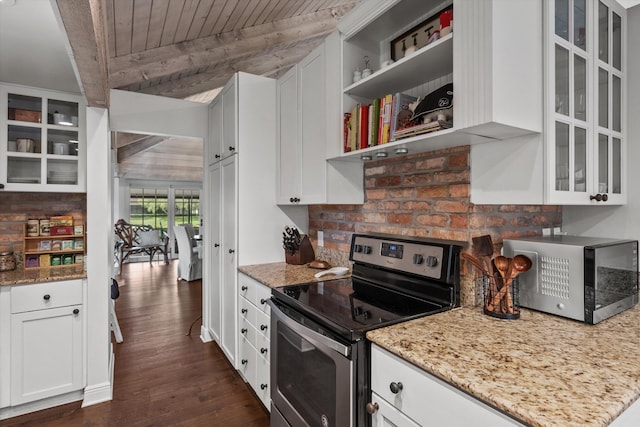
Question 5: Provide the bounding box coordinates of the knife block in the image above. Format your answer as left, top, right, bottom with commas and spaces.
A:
285, 235, 315, 265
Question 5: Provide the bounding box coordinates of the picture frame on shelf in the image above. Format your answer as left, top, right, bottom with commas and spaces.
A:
390, 6, 452, 61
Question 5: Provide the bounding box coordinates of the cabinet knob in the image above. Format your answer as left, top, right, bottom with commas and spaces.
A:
214, 243, 220, 247
260, 298, 267, 305
229, 248, 235, 254
260, 324, 268, 331
215, 154, 221, 159
43, 294, 51, 301
289, 197, 301, 203
590, 193, 609, 202
389, 381, 403, 394
260, 384, 268, 390
241, 328, 247, 334
0, 183, 4, 189
241, 359, 248, 365
241, 285, 248, 291
241, 308, 248, 314
260, 347, 268, 354
366, 402, 379, 414
228, 146, 235, 151
73, 308, 80, 315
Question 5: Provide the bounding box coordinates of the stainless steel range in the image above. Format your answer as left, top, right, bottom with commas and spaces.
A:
268, 233, 463, 427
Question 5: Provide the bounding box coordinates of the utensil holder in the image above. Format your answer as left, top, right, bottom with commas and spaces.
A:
481, 275, 520, 320
285, 235, 315, 265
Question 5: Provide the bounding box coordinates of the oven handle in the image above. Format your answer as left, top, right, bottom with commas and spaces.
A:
268, 300, 351, 358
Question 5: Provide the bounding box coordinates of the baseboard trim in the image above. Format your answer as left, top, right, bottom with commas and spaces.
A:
200, 325, 214, 343
0, 391, 82, 420
81, 349, 114, 408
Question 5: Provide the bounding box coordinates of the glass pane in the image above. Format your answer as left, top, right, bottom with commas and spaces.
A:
574, 55, 587, 121
599, 2, 609, 63
47, 159, 78, 185
574, 0, 586, 50
598, 134, 608, 193
8, 125, 41, 153
556, 122, 570, 191
575, 127, 587, 192
48, 129, 79, 157
129, 188, 169, 231
612, 138, 621, 193
8, 93, 42, 123
48, 99, 79, 127
174, 189, 201, 231
613, 12, 622, 70
555, 45, 570, 116
7, 157, 41, 184
612, 75, 621, 132
556, 0, 570, 40
599, 68, 609, 128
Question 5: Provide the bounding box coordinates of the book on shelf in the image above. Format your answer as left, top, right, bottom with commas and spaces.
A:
343, 112, 352, 152
392, 120, 452, 139
390, 93, 418, 141
381, 94, 393, 144
349, 105, 359, 152
370, 98, 381, 147
358, 104, 369, 149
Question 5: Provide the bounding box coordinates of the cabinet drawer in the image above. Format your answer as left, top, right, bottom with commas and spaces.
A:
254, 283, 271, 314
238, 274, 258, 304
239, 297, 257, 326
11, 280, 82, 313
256, 310, 270, 338
370, 391, 420, 427
240, 322, 257, 349
256, 331, 269, 362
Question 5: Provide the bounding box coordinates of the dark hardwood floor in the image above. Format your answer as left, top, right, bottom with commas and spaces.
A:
3, 261, 270, 427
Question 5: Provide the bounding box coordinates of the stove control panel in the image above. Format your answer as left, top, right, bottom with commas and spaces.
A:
351, 235, 445, 279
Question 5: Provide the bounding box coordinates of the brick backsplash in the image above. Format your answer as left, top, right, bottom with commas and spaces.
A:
309, 146, 562, 307
0, 192, 86, 265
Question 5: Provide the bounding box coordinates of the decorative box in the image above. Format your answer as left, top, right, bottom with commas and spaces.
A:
39, 240, 52, 251
62, 254, 74, 265
50, 226, 73, 236
51, 241, 62, 251
74, 239, 84, 250
74, 225, 84, 236
26, 255, 39, 268
50, 215, 73, 226
50, 255, 62, 266
39, 254, 51, 267
61, 240, 74, 251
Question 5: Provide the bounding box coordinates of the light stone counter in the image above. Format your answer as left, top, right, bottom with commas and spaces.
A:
367, 305, 640, 427
238, 262, 350, 288
0, 265, 86, 286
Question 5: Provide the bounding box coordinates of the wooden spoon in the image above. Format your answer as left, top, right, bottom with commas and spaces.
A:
461, 252, 490, 277
487, 256, 511, 311
502, 255, 533, 314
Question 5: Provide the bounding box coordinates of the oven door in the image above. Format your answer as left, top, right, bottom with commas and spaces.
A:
269, 299, 354, 427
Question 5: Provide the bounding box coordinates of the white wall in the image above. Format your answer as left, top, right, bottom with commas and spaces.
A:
562, 5, 640, 241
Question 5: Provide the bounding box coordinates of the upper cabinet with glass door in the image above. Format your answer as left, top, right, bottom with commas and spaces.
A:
1, 84, 85, 192
546, 0, 625, 204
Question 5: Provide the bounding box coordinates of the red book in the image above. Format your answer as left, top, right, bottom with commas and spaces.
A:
359, 105, 369, 150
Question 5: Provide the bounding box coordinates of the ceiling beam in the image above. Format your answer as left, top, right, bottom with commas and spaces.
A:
108, 5, 353, 89
55, 0, 110, 107
117, 135, 167, 163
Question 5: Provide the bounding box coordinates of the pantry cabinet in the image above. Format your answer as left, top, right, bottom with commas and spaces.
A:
0, 83, 85, 192
276, 32, 364, 205
335, 0, 542, 161
370, 344, 523, 426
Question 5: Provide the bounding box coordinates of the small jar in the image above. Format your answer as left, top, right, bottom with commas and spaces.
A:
40, 219, 50, 236
0, 251, 16, 272
27, 219, 39, 236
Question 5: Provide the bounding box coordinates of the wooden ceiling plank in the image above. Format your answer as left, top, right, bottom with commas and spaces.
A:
292, 0, 320, 16
159, 0, 184, 46
231, 0, 261, 31
109, 7, 350, 87
264, 0, 290, 23
253, 0, 281, 26
130, 0, 153, 53
242, 0, 271, 28
210, 1, 239, 35
186, 0, 215, 40
56, 0, 110, 107
106, 0, 116, 57
221, 0, 250, 33
199, 0, 228, 37
113, 0, 134, 56
117, 134, 168, 162
145, 0, 170, 49
282, 0, 307, 19
173, 0, 200, 44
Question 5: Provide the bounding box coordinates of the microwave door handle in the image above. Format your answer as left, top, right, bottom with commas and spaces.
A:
268, 300, 351, 358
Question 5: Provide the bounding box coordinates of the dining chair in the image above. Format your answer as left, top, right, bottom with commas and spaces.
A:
174, 225, 202, 281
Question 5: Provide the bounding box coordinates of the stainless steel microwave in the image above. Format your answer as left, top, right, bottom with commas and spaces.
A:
503, 236, 638, 324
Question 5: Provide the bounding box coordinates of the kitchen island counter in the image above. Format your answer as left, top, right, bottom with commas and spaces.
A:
0, 265, 86, 286
367, 305, 640, 427
238, 261, 350, 288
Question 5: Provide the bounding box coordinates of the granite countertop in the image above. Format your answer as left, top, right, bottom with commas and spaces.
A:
367, 305, 640, 427
238, 262, 350, 288
0, 265, 87, 286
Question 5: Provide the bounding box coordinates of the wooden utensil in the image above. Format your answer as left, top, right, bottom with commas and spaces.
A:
461, 252, 490, 277
487, 256, 511, 312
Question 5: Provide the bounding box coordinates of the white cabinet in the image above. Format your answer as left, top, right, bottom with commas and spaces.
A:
335, 0, 542, 161
545, 0, 626, 204
276, 32, 364, 205
9, 280, 84, 406
207, 96, 223, 165
204, 72, 307, 368
237, 273, 271, 409
0, 83, 85, 192
370, 344, 524, 426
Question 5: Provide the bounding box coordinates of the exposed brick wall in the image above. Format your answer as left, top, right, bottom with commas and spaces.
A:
0, 192, 86, 265
309, 146, 562, 306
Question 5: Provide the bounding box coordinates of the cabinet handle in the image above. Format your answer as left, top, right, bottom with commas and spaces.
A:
241, 285, 248, 291
215, 154, 221, 159
43, 294, 51, 301
260, 298, 267, 305
389, 382, 403, 394
366, 402, 379, 414
260, 347, 268, 354
241, 308, 248, 314
289, 197, 301, 203
0, 183, 4, 189
260, 324, 268, 331
73, 308, 80, 315
214, 243, 220, 247
229, 248, 235, 254
260, 384, 268, 390
241, 359, 248, 365
590, 193, 609, 202
241, 328, 247, 334
228, 146, 235, 151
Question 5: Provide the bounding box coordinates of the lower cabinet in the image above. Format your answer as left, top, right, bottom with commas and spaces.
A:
237, 273, 271, 409
370, 344, 523, 427
4, 280, 84, 409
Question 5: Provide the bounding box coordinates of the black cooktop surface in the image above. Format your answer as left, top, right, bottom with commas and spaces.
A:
271, 277, 446, 341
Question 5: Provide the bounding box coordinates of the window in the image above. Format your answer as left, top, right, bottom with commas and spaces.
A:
174, 189, 200, 232
129, 188, 169, 232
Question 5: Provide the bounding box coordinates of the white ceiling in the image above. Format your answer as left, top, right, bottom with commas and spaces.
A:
0, 0, 80, 94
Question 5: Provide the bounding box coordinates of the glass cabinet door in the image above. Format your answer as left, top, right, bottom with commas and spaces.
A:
3, 87, 82, 190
